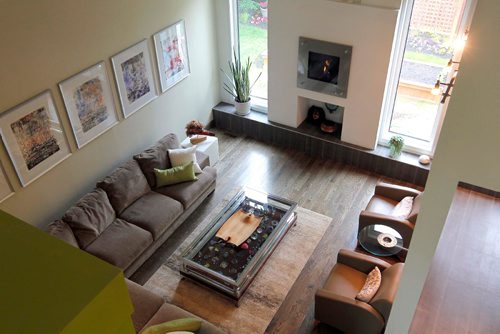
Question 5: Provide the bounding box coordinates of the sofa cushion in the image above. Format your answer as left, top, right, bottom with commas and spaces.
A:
97, 159, 151, 215
154, 161, 198, 188
141, 303, 222, 334
46, 220, 79, 248
168, 146, 202, 174
62, 188, 116, 248
84, 218, 153, 270
154, 166, 216, 209
134, 143, 169, 188
126, 279, 164, 333
119, 192, 183, 240
158, 133, 180, 151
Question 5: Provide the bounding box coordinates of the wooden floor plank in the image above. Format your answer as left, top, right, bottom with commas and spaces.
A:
410, 189, 500, 334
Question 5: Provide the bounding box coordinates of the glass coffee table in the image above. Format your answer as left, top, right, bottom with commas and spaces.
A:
180, 188, 297, 304
358, 224, 404, 257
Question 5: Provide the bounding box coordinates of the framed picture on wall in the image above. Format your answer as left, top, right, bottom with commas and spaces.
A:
0, 161, 14, 203
153, 20, 191, 92
111, 39, 157, 118
59, 61, 119, 148
0, 91, 71, 187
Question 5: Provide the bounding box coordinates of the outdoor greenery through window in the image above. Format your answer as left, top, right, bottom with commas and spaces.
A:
237, 0, 268, 104
385, 0, 469, 152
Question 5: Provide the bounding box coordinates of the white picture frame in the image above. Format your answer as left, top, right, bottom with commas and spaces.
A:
0, 161, 14, 203
59, 61, 119, 148
111, 39, 157, 118
153, 20, 191, 92
0, 91, 71, 187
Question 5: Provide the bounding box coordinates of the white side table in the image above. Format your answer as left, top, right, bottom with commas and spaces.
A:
181, 136, 219, 166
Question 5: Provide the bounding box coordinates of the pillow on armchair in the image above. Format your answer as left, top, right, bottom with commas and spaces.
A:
391, 196, 414, 219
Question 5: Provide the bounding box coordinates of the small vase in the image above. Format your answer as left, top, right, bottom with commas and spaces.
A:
389, 145, 402, 159
235, 99, 251, 116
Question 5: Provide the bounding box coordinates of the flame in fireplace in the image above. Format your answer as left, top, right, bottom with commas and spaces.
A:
323, 59, 332, 73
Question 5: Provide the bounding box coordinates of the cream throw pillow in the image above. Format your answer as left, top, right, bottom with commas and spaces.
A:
391, 196, 414, 219
168, 146, 202, 174
355, 266, 382, 302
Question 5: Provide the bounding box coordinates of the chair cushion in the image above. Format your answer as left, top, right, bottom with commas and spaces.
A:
391, 196, 414, 219
408, 193, 422, 223
155, 166, 216, 209
356, 266, 382, 302
370, 263, 404, 321
62, 188, 116, 248
97, 159, 151, 215
46, 220, 79, 248
84, 218, 153, 269
158, 133, 181, 151
141, 303, 222, 334
323, 263, 367, 299
366, 195, 399, 216
126, 279, 164, 333
134, 143, 170, 188
119, 192, 183, 240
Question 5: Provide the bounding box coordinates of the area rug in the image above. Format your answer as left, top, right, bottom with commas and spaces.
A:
145, 194, 333, 334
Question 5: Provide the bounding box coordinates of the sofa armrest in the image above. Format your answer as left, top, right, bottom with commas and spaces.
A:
359, 211, 415, 248
375, 182, 422, 201
315, 289, 385, 334
337, 249, 391, 273
196, 151, 210, 170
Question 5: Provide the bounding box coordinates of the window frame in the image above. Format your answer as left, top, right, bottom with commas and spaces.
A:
378, 0, 476, 156
230, 0, 268, 113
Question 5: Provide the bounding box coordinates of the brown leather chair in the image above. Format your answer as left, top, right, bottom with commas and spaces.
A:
359, 182, 423, 249
315, 249, 404, 334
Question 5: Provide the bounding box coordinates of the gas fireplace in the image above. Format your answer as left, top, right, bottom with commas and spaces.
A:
297, 37, 352, 98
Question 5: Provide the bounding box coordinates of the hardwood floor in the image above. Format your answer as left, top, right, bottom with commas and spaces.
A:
130, 130, 416, 333
410, 188, 500, 333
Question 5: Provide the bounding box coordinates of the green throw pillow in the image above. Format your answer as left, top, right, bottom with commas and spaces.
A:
142, 317, 201, 334
154, 161, 198, 187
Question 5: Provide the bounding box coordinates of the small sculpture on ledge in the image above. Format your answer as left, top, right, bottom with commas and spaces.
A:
185, 120, 215, 137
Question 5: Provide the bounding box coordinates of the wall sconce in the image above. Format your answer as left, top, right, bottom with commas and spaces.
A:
432, 70, 458, 104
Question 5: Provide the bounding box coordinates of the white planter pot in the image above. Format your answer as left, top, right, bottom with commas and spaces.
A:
235, 99, 251, 116
260, 7, 268, 18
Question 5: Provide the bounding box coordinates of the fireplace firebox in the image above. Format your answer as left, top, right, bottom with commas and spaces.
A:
297, 37, 352, 98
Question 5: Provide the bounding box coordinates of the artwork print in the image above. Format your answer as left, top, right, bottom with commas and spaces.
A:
74, 78, 108, 132
154, 20, 191, 92
111, 39, 157, 118
121, 52, 151, 103
0, 91, 71, 186
59, 62, 119, 148
10, 107, 60, 170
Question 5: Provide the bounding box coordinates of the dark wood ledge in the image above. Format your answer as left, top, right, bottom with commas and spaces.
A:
212, 102, 429, 186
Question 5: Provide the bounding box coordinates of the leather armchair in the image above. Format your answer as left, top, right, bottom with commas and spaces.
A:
315, 249, 404, 334
359, 182, 423, 248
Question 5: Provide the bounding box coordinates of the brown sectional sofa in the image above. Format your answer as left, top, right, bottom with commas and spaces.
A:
126, 279, 223, 334
47, 133, 217, 277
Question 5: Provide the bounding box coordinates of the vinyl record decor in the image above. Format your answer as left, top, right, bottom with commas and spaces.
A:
59, 61, 119, 148
153, 20, 191, 92
0, 161, 14, 203
111, 39, 157, 118
0, 91, 71, 187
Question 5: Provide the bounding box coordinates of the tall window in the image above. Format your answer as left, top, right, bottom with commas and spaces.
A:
380, 0, 474, 155
235, 0, 268, 111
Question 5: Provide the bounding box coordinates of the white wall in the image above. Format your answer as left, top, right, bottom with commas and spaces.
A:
0, 0, 219, 226
386, 0, 500, 332
267, 0, 399, 149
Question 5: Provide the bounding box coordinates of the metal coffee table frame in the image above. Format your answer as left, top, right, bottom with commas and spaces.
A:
180, 187, 297, 304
